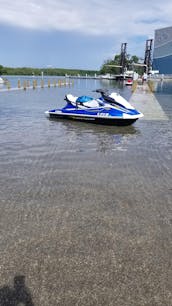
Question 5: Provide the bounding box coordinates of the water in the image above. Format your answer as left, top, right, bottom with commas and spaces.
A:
155, 80, 172, 119
0, 78, 172, 305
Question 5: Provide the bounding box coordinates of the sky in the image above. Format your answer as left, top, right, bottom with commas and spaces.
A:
0, 0, 172, 70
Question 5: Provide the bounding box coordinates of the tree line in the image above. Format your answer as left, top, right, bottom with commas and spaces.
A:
0, 54, 143, 76
0, 65, 98, 76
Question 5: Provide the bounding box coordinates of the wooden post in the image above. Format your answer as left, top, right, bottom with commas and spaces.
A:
41, 80, 44, 88
23, 80, 27, 90
48, 80, 50, 88
33, 80, 36, 89
18, 80, 21, 89
7, 81, 11, 90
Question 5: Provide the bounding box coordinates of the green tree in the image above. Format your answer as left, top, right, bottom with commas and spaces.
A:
0, 65, 3, 75
99, 55, 122, 75
100, 54, 144, 75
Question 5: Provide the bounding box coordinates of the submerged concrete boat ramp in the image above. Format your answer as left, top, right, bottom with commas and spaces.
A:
130, 83, 168, 120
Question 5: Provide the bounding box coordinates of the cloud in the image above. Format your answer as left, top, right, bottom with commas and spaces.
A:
0, 0, 172, 39
1, 0, 172, 68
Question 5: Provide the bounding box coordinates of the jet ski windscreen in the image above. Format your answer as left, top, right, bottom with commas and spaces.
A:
76, 96, 93, 103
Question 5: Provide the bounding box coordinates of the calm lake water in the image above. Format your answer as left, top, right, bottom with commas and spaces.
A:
0, 77, 172, 305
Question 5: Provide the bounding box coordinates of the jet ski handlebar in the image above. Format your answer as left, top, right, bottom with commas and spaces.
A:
93, 89, 109, 95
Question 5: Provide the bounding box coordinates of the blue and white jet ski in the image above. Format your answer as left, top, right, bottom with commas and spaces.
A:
45, 89, 143, 126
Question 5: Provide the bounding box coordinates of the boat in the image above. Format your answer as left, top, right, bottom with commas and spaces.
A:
45, 89, 143, 126
100, 73, 116, 80
125, 78, 133, 86
0, 77, 5, 84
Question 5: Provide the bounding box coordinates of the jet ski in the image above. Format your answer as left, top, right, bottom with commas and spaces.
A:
45, 90, 143, 126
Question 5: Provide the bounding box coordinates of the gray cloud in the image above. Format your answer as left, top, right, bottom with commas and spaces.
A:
0, 0, 171, 38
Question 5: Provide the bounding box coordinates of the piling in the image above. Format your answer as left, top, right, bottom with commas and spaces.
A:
18, 80, 21, 89
0, 78, 74, 93
147, 80, 155, 92
33, 80, 36, 89
23, 80, 27, 90
7, 81, 11, 90
131, 80, 138, 92
41, 80, 44, 88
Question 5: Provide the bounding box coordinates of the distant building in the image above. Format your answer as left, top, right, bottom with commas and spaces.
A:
153, 26, 172, 74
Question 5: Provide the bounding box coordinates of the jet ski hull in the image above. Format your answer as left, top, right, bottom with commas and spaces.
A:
45, 110, 139, 126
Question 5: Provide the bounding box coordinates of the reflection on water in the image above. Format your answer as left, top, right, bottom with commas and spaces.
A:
156, 79, 172, 94
154, 80, 172, 119
48, 118, 139, 153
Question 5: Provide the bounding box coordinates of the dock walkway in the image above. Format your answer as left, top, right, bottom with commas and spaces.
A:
130, 83, 168, 120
